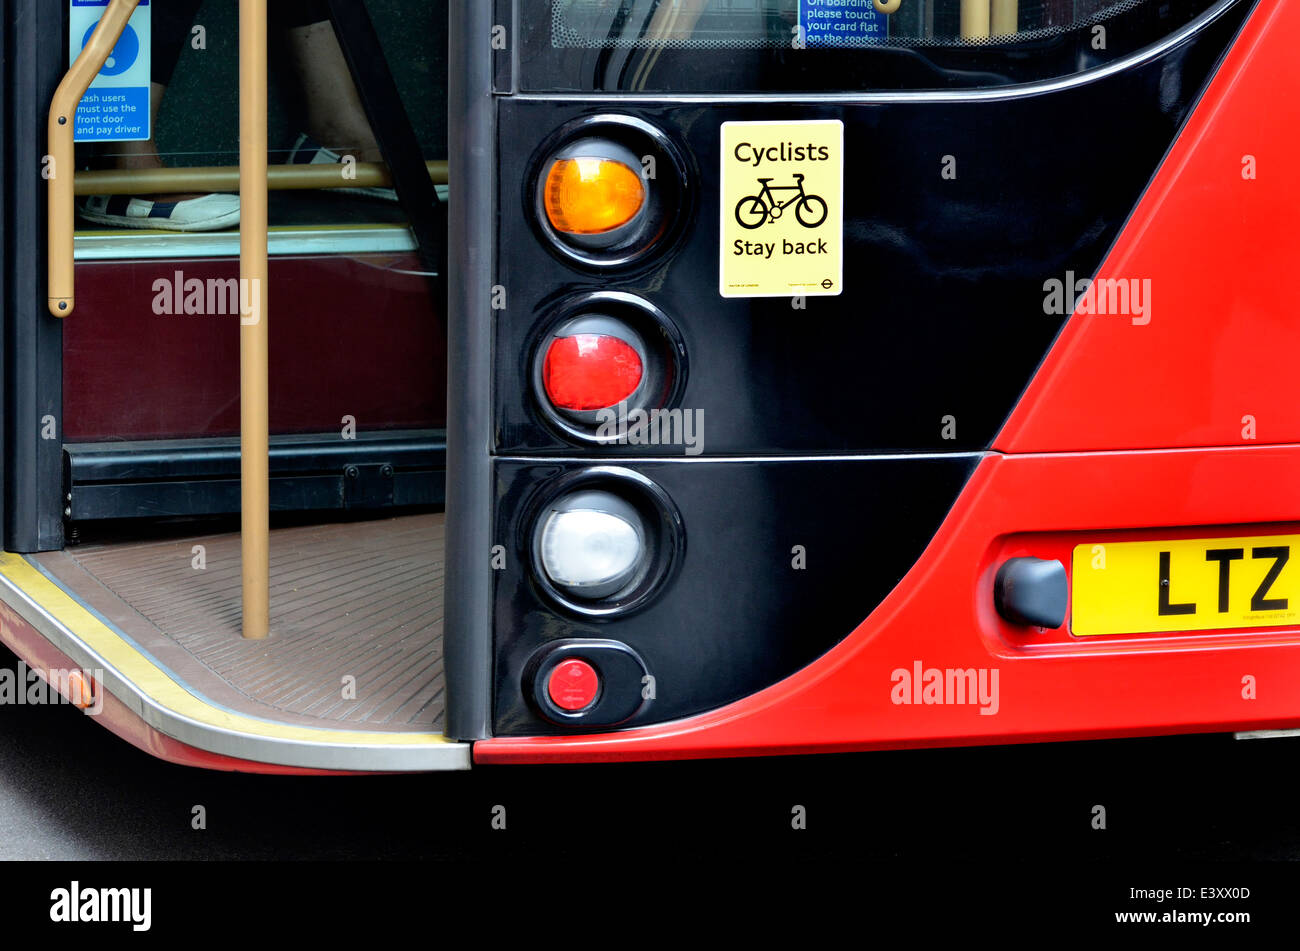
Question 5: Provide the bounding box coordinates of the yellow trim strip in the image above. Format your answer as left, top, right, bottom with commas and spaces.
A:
0, 552, 453, 747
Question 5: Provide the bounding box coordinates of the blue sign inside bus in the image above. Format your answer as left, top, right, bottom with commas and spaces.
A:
69, 0, 152, 143
799, 0, 888, 47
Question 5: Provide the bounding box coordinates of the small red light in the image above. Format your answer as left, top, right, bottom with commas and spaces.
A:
547, 659, 600, 712
543, 333, 644, 411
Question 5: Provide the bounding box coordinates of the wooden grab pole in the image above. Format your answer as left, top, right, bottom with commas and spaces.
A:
47, 0, 140, 317
240, 0, 270, 639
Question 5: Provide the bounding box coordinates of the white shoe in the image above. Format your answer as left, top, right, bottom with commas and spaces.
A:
79, 193, 241, 232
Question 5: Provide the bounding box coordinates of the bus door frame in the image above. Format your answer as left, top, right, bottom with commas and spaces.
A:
3, 0, 67, 554
442, 0, 496, 741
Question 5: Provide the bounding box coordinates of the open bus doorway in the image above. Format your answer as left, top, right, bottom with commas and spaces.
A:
0, 0, 466, 771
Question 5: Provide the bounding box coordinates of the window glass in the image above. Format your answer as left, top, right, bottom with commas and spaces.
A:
552, 0, 1147, 49
76, 0, 446, 237
525, 0, 1226, 91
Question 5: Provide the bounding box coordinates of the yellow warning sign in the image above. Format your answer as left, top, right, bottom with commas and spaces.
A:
720, 119, 843, 299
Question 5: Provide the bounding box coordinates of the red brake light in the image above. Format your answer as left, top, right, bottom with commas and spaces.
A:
547, 658, 601, 712
543, 333, 644, 411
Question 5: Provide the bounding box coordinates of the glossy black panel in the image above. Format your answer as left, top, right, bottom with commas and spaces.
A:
518, 0, 1226, 93
494, 1, 1252, 456
492, 454, 980, 735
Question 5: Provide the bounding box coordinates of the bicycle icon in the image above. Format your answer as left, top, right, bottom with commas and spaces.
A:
734, 174, 828, 230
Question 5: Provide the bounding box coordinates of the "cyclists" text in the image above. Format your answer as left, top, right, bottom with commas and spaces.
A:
733, 141, 831, 167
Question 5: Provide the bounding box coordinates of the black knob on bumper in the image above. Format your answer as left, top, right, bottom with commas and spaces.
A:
994, 557, 1068, 628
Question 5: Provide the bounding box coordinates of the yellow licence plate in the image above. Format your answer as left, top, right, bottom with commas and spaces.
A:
1072, 534, 1300, 636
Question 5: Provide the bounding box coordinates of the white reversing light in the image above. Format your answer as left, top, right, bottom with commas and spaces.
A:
536, 491, 647, 600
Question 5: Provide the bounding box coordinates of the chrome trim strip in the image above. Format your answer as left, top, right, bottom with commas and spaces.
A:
514, 0, 1242, 105
0, 569, 472, 772
1235, 729, 1300, 740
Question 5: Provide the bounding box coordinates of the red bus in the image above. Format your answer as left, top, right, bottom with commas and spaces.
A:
1, 0, 1295, 773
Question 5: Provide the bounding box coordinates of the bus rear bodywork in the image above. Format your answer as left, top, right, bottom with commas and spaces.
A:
0, 0, 1296, 772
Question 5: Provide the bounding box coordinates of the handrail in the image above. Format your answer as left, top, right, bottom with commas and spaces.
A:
47, 0, 141, 317
961, 0, 991, 39
74, 161, 449, 196
962, 0, 1019, 39
992, 0, 1019, 38
240, 0, 270, 640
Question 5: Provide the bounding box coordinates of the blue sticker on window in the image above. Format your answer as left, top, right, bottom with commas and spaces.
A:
799, 0, 888, 47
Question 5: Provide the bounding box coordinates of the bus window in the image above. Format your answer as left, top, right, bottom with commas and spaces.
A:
523, 0, 1224, 90
553, 0, 1147, 44
66, 1, 448, 447
74, 1, 446, 236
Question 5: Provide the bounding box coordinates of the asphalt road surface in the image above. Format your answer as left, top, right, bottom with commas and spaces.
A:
2, 643, 1299, 862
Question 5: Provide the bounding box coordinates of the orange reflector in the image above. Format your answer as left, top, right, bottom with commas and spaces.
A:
544, 157, 646, 235
66, 670, 95, 710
